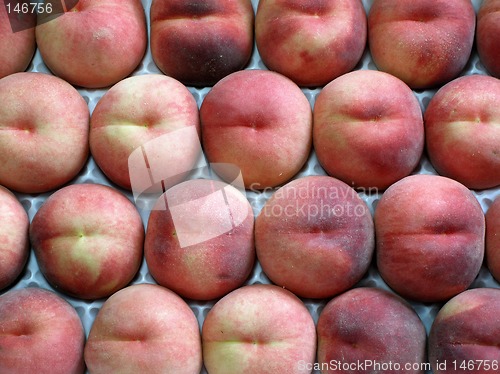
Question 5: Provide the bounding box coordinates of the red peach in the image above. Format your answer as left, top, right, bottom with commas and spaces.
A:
313, 70, 424, 189
145, 178, 254, 300
368, 0, 475, 89
255, 0, 367, 87
30, 183, 144, 300
477, 0, 500, 78
36, 0, 147, 88
486, 196, 500, 282
375, 174, 485, 302
150, 0, 254, 86
90, 74, 201, 191
425, 75, 500, 190
0, 6, 35, 79
200, 69, 312, 189
255, 175, 374, 299
0, 185, 29, 290
202, 284, 317, 374
0, 287, 85, 374
84, 284, 202, 374
0, 72, 89, 194
317, 287, 427, 374
429, 288, 500, 374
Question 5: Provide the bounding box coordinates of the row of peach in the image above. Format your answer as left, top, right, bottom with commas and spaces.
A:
2, 169, 498, 302
0, 68, 498, 199
1, 273, 499, 372
2, 0, 499, 89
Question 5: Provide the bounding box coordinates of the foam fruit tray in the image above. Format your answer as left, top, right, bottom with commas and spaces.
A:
7, 0, 500, 373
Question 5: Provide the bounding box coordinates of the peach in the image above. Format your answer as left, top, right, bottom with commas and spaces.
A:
313, 70, 424, 189
36, 0, 147, 88
317, 287, 427, 374
0, 5, 35, 79
255, 175, 374, 299
150, 0, 254, 86
30, 183, 144, 300
375, 174, 485, 302
0, 287, 85, 374
0, 185, 29, 290
486, 196, 500, 282
202, 284, 316, 374
255, 0, 366, 87
200, 69, 312, 189
90, 74, 201, 191
145, 178, 254, 300
425, 75, 500, 190
477, 0, 500, 78
0, 72, 89, 194
368, 0, 475, 89
429, 288, 500, 374
84, 284, 202, 374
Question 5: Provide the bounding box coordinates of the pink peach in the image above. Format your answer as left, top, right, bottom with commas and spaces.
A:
84, 284, 202, 374
368, 0, 475, 89
0, 72, 89, 193
317, 287, 427, 374
425, 75, 500, 190
256, 0, 367, 87
486, 196, 500, 281
313, 70, 424, 189
429, 288, 500, 374
200, 69, 312, 189
30, 183, 144, 300
36, 0, 147, 88
0, 185, 29, 290
0, 6, 35, 78
90, 74, 201, 191
145, 178, 255, 300
202, 284, 316, 374
150, 0, 254, 86
255, 175, 374, 298
477, 0, 500, 78
0, 287, 85, 374
375, 174, 485, 302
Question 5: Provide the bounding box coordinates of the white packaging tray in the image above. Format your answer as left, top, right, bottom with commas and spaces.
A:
7, 1, 499, 373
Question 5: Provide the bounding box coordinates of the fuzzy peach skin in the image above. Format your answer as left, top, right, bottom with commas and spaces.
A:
35, 0, 147, 88
0, 287, 85, 374
425, 75, 500, 190
313, 70, 424, 190
200, 70, 312, 189
317, 287, 427, 374
0, 186, 29, 290
0, 72, 89, 193
202, 284, 316, 374
255, 0, 366, 87
486, 196, 500, 282
90, 74, 201, 191
150, 0, 254, 86
145, 179, 255, 300
477, 0, 500, 78
30, 183, 144, 300
0, 6, 35, 79
255, 176, 374, 299
368, 0, 475, 89
84, 284, 202, 374
429, 288, 500, 374
375, 175, 485, 302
